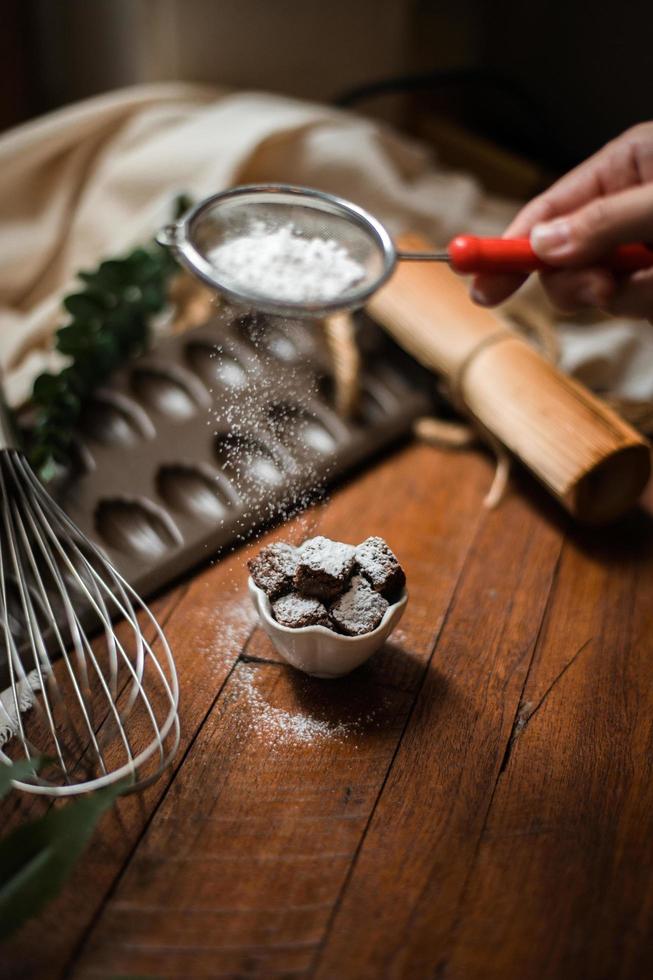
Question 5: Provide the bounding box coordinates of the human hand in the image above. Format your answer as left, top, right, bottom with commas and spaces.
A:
470, 123, 653, 322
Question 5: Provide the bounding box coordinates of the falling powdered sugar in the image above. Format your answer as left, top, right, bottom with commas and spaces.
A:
208, 221, 365, 305
202, 308, 335, 535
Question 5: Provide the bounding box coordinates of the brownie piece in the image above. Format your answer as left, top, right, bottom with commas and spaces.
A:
329, 575, 388, 636
248, 542, 298, 599
294, 535, 356, 600
272, 593, 330, 629
355, 536, 405, 598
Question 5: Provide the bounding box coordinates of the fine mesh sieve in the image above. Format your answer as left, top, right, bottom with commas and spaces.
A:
156, 185, 404, 318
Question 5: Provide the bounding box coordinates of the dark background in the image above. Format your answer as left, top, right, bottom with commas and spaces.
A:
1, 0, 652, 179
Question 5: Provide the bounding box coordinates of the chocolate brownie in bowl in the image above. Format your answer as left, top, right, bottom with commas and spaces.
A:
247, 534, 408, 677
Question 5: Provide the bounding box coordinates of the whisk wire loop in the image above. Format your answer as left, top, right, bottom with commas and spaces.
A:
0, 451, 180, 797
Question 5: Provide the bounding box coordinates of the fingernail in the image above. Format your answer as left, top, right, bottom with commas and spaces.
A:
576, 282, 601, 306
531, 219, 572, 257
471, 286, 491, 306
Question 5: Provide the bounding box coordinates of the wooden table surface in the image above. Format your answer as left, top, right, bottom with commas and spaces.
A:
3, 438, 653, 980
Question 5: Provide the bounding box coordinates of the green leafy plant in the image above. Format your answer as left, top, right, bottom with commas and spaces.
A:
0, 758, 126, 940
26, 195, 192, 481
0, 757, 43, 798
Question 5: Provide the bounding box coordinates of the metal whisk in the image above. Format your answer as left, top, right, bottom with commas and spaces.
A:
0, 396, 180, 797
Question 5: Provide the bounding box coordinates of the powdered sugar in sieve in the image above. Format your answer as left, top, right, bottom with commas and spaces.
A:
208, 221, 365, 306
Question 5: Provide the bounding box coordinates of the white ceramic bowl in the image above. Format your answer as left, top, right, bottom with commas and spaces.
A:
248, 576, 408, 679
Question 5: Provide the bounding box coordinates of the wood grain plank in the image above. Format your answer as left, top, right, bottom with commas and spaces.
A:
72, 659, 405, 976
313, 480, 565, 978
69, 443, 492, 977
439, 506, 653, 980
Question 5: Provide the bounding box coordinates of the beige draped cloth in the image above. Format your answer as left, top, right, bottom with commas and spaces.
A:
1, 81, 652, 412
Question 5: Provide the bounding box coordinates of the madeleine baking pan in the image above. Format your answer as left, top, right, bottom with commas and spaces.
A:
52, 308, 434, 598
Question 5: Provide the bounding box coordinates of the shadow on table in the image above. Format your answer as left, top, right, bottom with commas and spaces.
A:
511, 465, 653, 566
285, 640, 444, 738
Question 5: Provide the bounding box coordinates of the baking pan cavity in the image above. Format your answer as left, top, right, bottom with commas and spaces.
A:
214, 432, 293, 490
156, 463, 238, 521
185, 342, 249, 390
95, 497, 182, 557
81, 391, 155, 447
267, 401, 340, 455
129, 364, 208, 420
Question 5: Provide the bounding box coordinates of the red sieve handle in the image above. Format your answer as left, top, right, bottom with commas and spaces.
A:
447, 235, 653, 275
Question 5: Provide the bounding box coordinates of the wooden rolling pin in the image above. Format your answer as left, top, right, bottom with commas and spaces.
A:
368, 232, 651, 523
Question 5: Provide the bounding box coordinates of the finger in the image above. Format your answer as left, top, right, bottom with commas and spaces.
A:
501, 146, 621, 240
605, 268, 653, 320
539, 268, 616, 314
507, 127, 653, 237
530, 183, 653, 265
504, 165, 604, 239
470, 272, 527, 307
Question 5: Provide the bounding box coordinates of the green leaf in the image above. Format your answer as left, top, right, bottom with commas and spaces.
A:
124, 247, 151, 270
48, 393, 81, 424
174, 192, 193, 219
36, 456, 59, 483
77, 270, 99, 287
27, 193, 187, 478
55, 321, 104, 357
32, 373, 63, 405
59, 366, 91, 398
94, 259, 129, 290
0, 780, 127, 939
63, 293, 105, 319
140, 284, 166, 312
0, 758, 44, 800
42, 429, 74, 454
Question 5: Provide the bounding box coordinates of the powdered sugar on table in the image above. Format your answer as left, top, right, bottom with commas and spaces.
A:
233, 665, 356, 747
208, 221, 365, 304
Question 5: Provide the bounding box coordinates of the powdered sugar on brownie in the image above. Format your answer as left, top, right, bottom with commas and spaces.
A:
330, 575, 388, 636
299, 536, 356, 577
247, 542, 298, 599
355, 536, 405, 597
272, 593, 329, 629
294, 535, 356, 599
